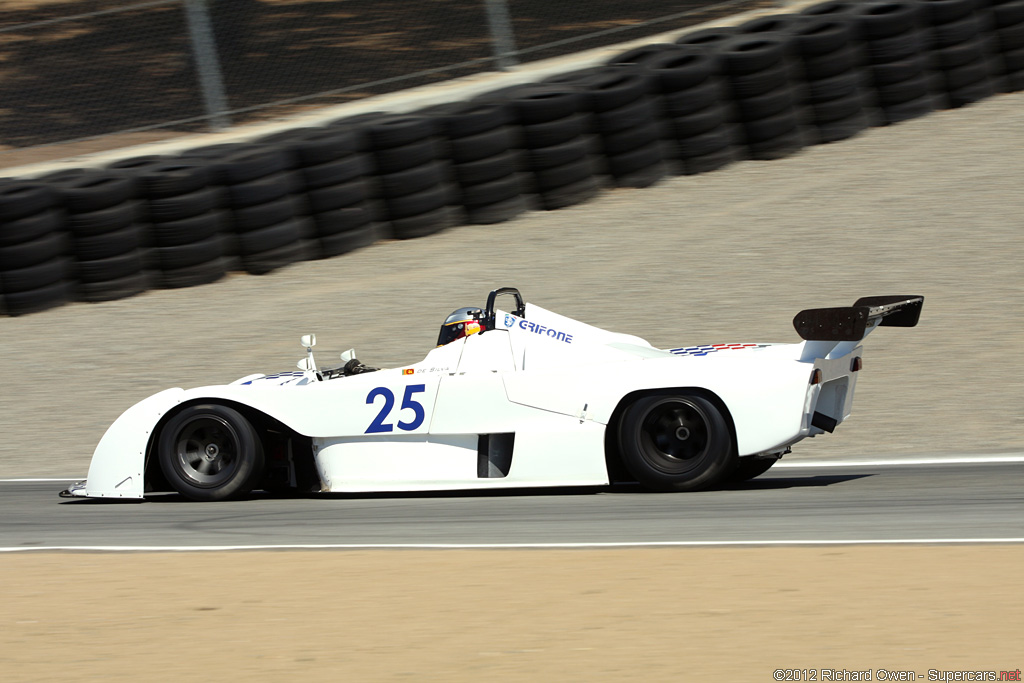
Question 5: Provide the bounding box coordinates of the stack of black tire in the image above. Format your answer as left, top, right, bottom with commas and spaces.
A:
607, 42, 683, 68
0, 180, 70, 315
673, 26, 741, 164
919, 0, 996, 107
42, 169, 150, 302
715, 34, 807, 160
851, 1, 939, 124
637, 46, 737, 174
106, 154, 166, 181
260, 127, 379, 257
428, 101, 528, 225
799, 1, 862, 25
986, 0, 1024, 91
675, 26, 739, 51
480, 84, 602, 210
734, 14, 809, 82
124, 158, 231, 288
546, 67, 669, 188
184, 144, 312, 274
356, 114, 456, 239
787, 14, 874, 143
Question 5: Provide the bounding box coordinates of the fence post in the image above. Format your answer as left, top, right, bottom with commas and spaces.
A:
183, 0, 231, 131
484, 0, 519, 70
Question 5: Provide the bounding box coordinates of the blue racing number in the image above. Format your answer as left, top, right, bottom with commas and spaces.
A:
364, 384, 426, 434
397, 384, 426, 431
365, 387, 395, 433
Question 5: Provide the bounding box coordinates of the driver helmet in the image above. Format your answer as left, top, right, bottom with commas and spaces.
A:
437, 307, 483, 346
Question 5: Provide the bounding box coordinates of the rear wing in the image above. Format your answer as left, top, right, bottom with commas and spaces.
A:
793, 295, 924, 342
793, 295, 923, 362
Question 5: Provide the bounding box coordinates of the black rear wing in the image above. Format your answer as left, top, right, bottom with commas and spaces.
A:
793, 295, 924, 342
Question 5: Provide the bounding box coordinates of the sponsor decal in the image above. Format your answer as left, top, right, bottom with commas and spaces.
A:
669, 343, 770, 357
504, 313, 515, 328
242, 370, 306, 385
513, 317, 572, 344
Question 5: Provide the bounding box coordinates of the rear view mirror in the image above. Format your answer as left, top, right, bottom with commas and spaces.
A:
300, 334, 316, 349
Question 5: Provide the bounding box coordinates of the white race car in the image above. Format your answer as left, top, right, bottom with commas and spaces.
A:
61, 287, 923, 501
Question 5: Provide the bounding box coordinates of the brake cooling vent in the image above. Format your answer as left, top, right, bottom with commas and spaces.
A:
477, 433, 514, 478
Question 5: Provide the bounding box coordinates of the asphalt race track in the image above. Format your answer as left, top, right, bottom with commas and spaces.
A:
3, 459, 1021, 550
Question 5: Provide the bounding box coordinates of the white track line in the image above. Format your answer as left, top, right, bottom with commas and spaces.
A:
1, 539, 1023, 553
4, 454, 1022, 482
774, 454, 1024, 468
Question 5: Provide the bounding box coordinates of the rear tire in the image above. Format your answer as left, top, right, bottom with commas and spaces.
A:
158, 404, 264, 501
617, 394, 735, 491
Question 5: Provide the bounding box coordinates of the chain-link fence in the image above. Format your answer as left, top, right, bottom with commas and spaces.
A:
0, 0, 769, 154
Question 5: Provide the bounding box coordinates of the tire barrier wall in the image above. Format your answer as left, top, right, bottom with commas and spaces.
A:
2, 0, 1023, 316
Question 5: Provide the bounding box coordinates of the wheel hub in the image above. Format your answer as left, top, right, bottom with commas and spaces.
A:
639, 399, 712, 469
203, 443, 220, 461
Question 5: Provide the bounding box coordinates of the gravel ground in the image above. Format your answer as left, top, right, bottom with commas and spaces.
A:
1, 92, 1022, 477
4, 547, 1023, 680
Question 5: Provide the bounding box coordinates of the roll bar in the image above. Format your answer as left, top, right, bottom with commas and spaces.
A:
483, 287, 526, 330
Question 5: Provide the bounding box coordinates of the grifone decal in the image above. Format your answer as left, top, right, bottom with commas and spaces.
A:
504, 314, 573, 344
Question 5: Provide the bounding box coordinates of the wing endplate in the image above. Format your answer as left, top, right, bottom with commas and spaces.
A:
852, 295, 924, 328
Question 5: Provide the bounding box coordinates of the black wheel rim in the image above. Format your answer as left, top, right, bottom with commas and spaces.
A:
637, 398, 712, 475
171, 415, 241, 488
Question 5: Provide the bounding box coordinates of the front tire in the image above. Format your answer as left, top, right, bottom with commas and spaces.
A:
158, 403, 264, 501
617, 393, 736, 492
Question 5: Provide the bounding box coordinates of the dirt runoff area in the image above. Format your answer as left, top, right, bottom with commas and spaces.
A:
0, 546, 1021, 681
